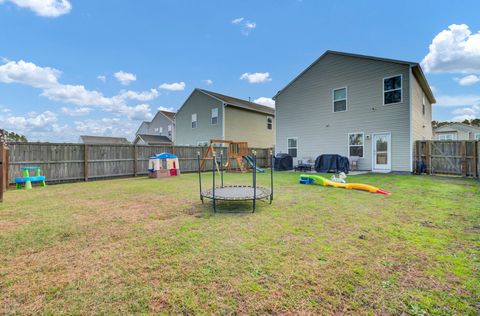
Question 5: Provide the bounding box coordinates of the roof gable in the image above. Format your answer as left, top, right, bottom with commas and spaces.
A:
80, 135, 130, 145
273, 50, 435, 103
198, 89, 275, 115
434, 123, 480, 133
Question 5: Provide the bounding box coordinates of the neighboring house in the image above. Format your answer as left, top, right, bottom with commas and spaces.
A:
434, 123, 480, 141
79, 135, 131, 145
135, 110, 175, 142
274, 50, 435, 172
175, 89, 275, 148
134, 134, 173, 145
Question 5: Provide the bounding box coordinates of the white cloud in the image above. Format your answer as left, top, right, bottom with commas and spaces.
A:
97, 75, 106, 83
0, 0, 71, 17
455, 74, 480, 86
202, 79, 213, 85
422, 24, 480, 73
117, 89, 159, 101
232, 17, 257, 35
61, 106, 91, 117
159, 81, 185, 91
0, 110, 59, 131
0, 59, 158, 121
231, 17, 244, 24
74, 118, 136, 139
240, 72, 272, 84
114, 71, 136, 86
253, 97, 275, 108
435, 94, 480, 107
158, 106, 175, 112
0, 59, 60, 88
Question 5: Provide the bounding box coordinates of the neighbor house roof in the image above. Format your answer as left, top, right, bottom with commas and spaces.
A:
273, 50, 436, 104
160, 110, 176, 121
434, 123, 480, 133
197, 89, 275, 115
80, 135, 130, 145
134, 134, 172, 145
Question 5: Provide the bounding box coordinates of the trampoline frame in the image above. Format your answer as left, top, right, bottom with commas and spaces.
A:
197, 150, 273, 212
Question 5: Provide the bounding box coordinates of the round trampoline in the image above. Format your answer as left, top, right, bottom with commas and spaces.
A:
197, 150, 274, 212
202, 185, 271, 201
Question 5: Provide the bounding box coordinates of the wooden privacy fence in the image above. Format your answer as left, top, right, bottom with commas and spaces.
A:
5, 142, 272, 184
415, 140, 479, 177
0, 142, 9, 202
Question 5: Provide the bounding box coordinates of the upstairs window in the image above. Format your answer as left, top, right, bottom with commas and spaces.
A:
159, 127, 163, 134
168, 124, 172, 137
383, 75, 402, 105
475, 133, 480, 141
348, 132, 364, 158
438, 133, 456, 140
211, 108, 218, 125
422, 94, 426, 116
267, 117, 273, 130
287, 137, 297, 158
333, 87, 347, 112
191, 113, 197, 129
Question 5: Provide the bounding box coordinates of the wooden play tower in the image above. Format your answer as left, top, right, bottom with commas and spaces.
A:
200, 139, 249, 173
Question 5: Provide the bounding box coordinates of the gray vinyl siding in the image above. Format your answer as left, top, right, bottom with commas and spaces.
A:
275, 53, 411, 171
434, 125, 480, 140
145, 112, 175, 140
136, 122, 149, 135
411, 73, 433, 141
175, 90, 223, 146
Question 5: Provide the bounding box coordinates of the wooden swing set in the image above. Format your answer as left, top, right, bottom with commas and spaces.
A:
200, 139, 249, 173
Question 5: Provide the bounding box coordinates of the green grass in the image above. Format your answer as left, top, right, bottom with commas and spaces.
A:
0, 172, 479, 314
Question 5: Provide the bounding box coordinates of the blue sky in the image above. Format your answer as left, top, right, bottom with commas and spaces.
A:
0, 0, 479, 142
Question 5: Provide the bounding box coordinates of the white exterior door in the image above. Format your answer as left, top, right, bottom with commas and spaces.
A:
372, 133, 391, 171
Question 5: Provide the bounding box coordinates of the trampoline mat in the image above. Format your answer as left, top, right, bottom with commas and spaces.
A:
202, 185, 271, 200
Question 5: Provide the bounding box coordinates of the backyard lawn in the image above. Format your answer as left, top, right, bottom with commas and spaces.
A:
0, 171, 479, 314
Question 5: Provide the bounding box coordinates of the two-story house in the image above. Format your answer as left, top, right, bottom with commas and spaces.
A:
134, 110, 175, 145
175, 89, 275, 148
434, 123, 480, 141
274, 51, 436, 172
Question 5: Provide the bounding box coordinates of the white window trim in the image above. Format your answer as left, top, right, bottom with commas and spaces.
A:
287, 137, 298, 158
383, 74, 403, 105
191, 113, 197, 129
332, 86, 348, 113
267, 116, 273, 130
211, 107, 218, 125
438, 133, 456, 141
422, 93, 426, 116
159, 127, 163, 134
347, 132, 364, 158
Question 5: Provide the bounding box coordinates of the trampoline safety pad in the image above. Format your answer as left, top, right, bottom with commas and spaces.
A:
202, 185, 271, 201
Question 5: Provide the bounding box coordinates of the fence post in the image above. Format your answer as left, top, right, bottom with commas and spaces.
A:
0, 142, 4, 202
460, 141, 467, 177
84, 144, 89, 181
425, 140, 433, 175
5, 148, 8, 187
473, 141, 478, 178
133, 145, 138, 177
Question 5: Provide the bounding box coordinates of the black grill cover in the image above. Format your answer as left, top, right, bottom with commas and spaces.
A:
274, 153, 293, 171
314, 154, 350, 174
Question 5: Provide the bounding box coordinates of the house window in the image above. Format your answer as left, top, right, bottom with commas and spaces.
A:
267, 117, 273, 130
438, 133, 456, 140
475, 133, 480, 140
154, 128, 159, 132
383, 75, 402, 105
348, 132, 364, 158
159, 127, 163, 134
422, 94, 426, 116
287, 138, 297, 158
168, 124, 172, 137
191, 113, 197, 129
333, 87, 347, 112
211, 108, 218, 125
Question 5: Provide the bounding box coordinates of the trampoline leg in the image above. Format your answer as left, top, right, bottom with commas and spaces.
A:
201, 197, 204, 204
213, 199, 216, 213
252, 200, 255, 213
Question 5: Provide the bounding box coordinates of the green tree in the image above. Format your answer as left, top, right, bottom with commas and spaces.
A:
0, 129, 28, 143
